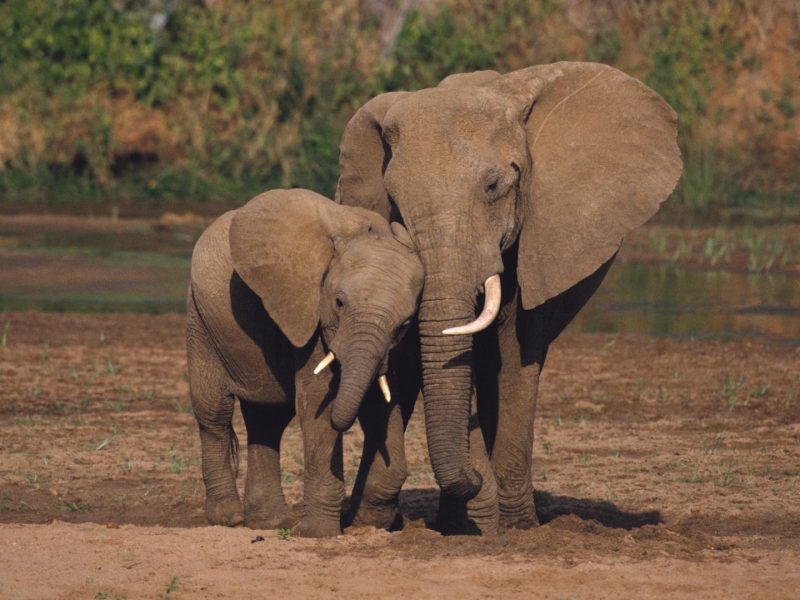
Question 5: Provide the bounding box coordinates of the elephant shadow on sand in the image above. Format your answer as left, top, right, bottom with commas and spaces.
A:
392, 489, 662, 531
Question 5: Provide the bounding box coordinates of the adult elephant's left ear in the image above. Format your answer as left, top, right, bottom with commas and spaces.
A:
336, 91, 409, 218
493, 62, 682, 310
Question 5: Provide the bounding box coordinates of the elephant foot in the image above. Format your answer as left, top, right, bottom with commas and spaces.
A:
205, 495, 245, 527
244, 508, 294, 530
349, 502, 402, 531
244, 494, 294, 530
498, 490, 539, 530
435, 513, 499, 536
499, 511, 540, 530
293, 515, 342, 538
436, 494, 499, 536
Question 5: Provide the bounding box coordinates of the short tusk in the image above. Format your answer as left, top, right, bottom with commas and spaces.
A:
378, 375, 391, 403
442, 274, 502, 335
313, 351, 336, 375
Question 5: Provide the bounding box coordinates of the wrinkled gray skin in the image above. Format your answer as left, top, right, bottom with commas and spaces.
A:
187, 189, 423, 537
336, 62, 682, 534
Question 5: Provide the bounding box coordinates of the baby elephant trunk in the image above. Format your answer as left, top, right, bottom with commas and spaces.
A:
329, 329, 389, 432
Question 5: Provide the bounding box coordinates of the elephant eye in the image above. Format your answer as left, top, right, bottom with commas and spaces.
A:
484, 169, 510, 202
335, 295, 346, 310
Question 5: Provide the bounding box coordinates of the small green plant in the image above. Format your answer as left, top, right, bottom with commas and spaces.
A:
541, 439, 553, 454
27, 472, 45, 490
720, 375, 746, 412
670, 238, 693, 262
168, 452, 197, 474
94, 425, 120, 451
63, 500, 93, 512
1, 322, 9, 347
139, 389, 157, 401
717, 465, 736, 487
14, 415, 50, 426
277, 528, 293, 540
69, 366, 79, 381
704, 433, 727, 454
160, 576, 180, 600
39, 344, 49, 364
104, 354, 118, 375
111, 494, 129, 506
106, 399, 128, 412
751, 383, 770, 398
171, 400, 193, 415
702, 231, 732, 266
0, 492, 30, 512
52, 401, 70, 415
94, 592, 126, 600
681, 472, 706, 484
649, 231, 668, 254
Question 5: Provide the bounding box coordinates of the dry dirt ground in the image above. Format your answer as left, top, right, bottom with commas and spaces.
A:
1, 312, 799, 599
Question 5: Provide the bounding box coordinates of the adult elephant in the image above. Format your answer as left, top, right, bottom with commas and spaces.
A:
334, 62, 682, 534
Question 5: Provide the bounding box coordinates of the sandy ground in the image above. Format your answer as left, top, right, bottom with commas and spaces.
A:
1, 312, 799, 599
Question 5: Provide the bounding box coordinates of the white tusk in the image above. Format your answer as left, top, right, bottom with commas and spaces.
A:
442, 274, 502, 335
378, 375, 391, 403
313, 351, 336, 375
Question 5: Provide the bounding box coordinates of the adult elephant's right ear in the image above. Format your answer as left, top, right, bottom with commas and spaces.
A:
229, 190, 337, 348
494, 62, 682, 310
336, 91, 409, 218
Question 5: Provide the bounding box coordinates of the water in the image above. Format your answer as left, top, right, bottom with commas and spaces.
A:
1, 227, 798, 344
573, 263, 800, 345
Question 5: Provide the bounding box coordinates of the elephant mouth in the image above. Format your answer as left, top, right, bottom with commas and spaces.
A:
313, 351, 392, 404
441, 274, 502, 335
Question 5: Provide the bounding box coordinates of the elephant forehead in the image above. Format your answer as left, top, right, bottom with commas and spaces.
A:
386, 86, 513, 135
336, 236, 422, 282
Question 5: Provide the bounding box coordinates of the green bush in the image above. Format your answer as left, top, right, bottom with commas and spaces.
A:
0, 0, 796, 218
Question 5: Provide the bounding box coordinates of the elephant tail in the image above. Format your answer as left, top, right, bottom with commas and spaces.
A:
228, 422, 240, 478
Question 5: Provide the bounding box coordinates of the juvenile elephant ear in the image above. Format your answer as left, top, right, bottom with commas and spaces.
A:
495, 62, 682, 310
336, 91, 409, 218
230, 190, 360, 347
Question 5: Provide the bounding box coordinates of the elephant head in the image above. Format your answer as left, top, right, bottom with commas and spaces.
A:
336, 62, 682, 499
228, 189, 423, 431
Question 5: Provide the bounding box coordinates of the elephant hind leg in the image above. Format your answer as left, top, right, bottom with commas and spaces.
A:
240, 398, 295, 530
188, 314, 244, 526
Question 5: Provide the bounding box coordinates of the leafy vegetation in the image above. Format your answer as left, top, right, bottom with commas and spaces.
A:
0, 0, 797, 218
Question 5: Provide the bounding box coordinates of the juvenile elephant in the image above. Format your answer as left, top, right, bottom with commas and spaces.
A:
187, 189, 423, 537
336, 62, 682, 534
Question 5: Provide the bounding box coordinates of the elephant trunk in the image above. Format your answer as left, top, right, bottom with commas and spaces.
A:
418, 268, 483, 501
330, 323, 388, 432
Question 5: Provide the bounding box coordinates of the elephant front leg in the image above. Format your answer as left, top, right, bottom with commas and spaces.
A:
436, 392, 500, 535
486, 303, 545, 530
347, 391, 409, 530
292, 343, 344, 538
